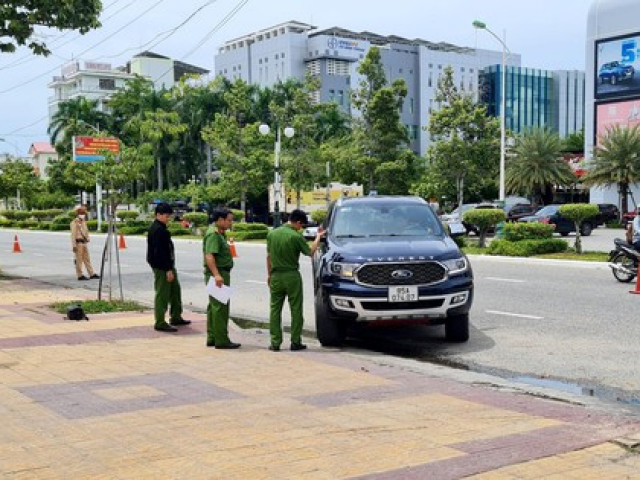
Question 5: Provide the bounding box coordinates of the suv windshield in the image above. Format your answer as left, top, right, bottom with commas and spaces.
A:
332, 203, 443, 238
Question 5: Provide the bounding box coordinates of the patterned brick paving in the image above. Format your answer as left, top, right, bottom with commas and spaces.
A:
1, 277, 640, 479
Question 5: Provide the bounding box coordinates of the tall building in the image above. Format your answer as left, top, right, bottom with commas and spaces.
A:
586, 0, 640, 208
478, 66, 585, 137
48, 52, 209, 130
215, 21, 514, 155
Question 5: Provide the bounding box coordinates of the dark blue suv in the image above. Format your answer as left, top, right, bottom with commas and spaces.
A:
313, 196, 473, 346
599, 61, 634, 85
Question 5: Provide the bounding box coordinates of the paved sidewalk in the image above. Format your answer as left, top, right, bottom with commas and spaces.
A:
1, 277, 640, 479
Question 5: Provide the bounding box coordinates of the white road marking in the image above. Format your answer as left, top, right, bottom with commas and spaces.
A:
246, 280, 267, 285
486, 310, 544, 320
485, 276, 525, 283
33, 253, 45, 257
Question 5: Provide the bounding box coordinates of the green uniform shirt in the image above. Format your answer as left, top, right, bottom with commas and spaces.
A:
203, 225, 234, 278
267, 224, 311, 272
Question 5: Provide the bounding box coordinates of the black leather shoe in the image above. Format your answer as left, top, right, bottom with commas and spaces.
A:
154, 324, 178, 332
78, 276, 89, 281
290, 343, 307, 351
170, 318, 191, 326
268, 345, 280, 352
215, 342, 241, 349
90, 274, 100, 279
206, 340, 215, 347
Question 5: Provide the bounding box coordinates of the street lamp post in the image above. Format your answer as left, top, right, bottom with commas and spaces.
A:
259, 124, 295, 227
473, 20, 510, 202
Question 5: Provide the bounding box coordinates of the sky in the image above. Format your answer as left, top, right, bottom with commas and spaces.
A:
0, 0, 592, 156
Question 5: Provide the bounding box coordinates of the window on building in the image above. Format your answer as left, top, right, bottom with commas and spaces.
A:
399, 68, 403, 74
410, 98, 414, 114
99, 78, 116, 90
275, 54, 279, 60
327, 59, 349, 76
310, 90, 320, 104
306, 60, 320, 76
461, 67, 465, 72
338, 90, 344, 105
428, 73, 432, 87
329, 89, 335, 101
259, 59, 262, 64
281, 52, 285, 58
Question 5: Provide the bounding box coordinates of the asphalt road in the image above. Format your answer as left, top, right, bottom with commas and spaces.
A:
2, 226, 639, 408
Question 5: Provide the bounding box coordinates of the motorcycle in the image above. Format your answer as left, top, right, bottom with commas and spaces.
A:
608, 238, 639, 283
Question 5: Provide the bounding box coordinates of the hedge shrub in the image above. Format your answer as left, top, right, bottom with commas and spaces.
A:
50, 222, 70, 231
116, 211, 140, 221
183, 212, 208, 226
228, 230, 268, 241
119, 225, 148, 235
487, 238, 568, 256
311, 209, 327, 225
503, 222, 554, 241
17, 219, 39, 229
0, 218, 13, 227
0, 210, 33, 221
168, 224, 191, 236
231, 209, 245, 222
231, 222, 268, 232
31, 209, 64, 221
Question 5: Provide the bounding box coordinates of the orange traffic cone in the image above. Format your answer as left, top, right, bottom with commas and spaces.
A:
118, 233, 127, 250
12, 234, 21, 253
229, 238, 238, 258
631, 269, 640, 295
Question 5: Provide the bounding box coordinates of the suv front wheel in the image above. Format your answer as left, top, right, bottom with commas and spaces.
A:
445, 313, 469, 342
315, 292, 347, 347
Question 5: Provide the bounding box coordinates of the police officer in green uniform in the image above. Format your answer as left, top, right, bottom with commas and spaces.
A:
203, 208, 240, 349
266, 209, 324, 351
147, 202, 190, 332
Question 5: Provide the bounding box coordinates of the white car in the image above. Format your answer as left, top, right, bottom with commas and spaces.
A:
302, 225, 319, 240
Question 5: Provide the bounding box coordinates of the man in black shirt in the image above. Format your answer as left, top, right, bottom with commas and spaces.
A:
147, 202, 190, 332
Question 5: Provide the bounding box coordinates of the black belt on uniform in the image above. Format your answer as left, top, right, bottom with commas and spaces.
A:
75, 239, 87, 243
219, 267, 232, 272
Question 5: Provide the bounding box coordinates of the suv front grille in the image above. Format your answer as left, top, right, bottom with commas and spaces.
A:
356, 262, 447, 287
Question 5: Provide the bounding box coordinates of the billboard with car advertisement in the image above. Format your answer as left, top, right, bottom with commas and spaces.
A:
595, 98, 640, 145
595, 33, 640, 99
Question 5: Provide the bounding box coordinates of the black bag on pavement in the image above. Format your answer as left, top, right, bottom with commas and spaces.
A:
66, 304, 89, 321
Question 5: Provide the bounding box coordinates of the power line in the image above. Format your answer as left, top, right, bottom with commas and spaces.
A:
98, 0, 220, 60
0, 0, 168, 94
150, 0, 250, 85
0, 0, 135, 72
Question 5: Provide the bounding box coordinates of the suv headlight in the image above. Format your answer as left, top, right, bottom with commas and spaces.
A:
442, 257, 468, 275
329, 262, 360, 278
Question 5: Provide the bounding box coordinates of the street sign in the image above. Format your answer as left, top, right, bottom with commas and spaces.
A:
72, 136, 120, 163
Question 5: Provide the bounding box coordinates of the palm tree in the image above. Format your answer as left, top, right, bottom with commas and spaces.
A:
48, 97, 110, 146
505, 127, 576, 205
582, 125, 640, 216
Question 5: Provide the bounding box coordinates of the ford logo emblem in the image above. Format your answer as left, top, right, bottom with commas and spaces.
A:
391, 269, 413, 279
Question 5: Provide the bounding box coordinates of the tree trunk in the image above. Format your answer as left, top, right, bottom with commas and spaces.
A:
621, 183, 629, 215
156, 154, 163, 191
457, 175, 464, 209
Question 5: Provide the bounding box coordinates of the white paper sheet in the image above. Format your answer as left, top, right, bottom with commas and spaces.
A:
206, 277, 232, 304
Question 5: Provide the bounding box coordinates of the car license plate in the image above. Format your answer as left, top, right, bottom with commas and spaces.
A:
388, 286, 418, 302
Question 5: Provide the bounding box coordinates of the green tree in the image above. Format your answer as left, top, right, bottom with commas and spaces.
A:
0, 159, 39, 208
48, 97, 110, 147
505, 128, 576, 205
563, 130, 584, 153
423, 66, 500, 207
463, 208, 506, 248
0, 0, 101, 56
202, 80, 272, 216
349, 47, 414, 192
558, 203, 598, 254
582, 125, 640, 216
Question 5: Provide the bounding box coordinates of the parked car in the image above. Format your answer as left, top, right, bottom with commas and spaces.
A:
599, 61, 634, 85
518, 204, 597, 236
505, 203, 537, 222
313, 196, 473, 346
595, 203, 620, 225
302, 224, 319, 240
441, 203, 500, 235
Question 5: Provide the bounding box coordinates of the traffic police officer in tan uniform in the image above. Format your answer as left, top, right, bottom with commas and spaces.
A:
203, 208, 240, 349
70, 205, 99, 281
266, 209, 324, 351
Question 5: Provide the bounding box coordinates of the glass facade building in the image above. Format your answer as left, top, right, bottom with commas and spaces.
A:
479, 65, 554, 133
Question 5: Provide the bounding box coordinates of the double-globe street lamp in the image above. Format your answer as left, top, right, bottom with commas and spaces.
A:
472, 20, 510, 202
259, 123, 294, 227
